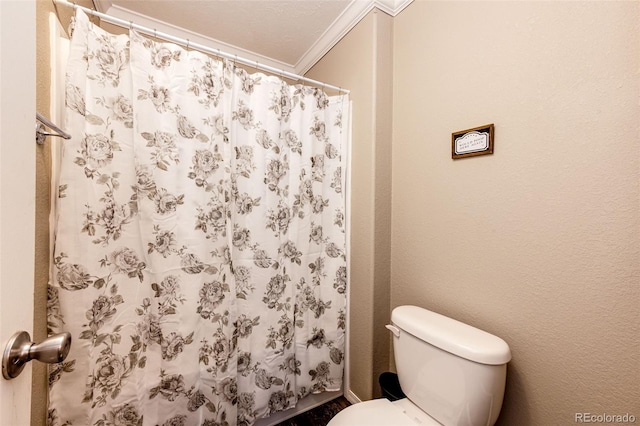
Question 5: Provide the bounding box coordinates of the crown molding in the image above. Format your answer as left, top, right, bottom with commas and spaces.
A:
93, 0, 111, 13
294, 0, 413, 75
93, 0, 414, 79
294, 0, 374, 75
374, 0, 414, 17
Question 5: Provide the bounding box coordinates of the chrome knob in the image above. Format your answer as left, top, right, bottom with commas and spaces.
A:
2, 331, 71, 380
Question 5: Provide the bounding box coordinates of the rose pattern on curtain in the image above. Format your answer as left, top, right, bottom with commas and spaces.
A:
48, 10, 348, 426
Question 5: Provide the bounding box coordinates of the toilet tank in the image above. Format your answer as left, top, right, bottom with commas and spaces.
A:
390, 306, 511, 426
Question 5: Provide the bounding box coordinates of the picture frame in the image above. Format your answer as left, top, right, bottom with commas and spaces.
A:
452, 124, 494, 159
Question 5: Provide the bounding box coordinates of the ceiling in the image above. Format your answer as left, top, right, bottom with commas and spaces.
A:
94, 0, 413, 75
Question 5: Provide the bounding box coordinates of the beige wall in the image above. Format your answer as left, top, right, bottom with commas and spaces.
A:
34, 2, 55, 424
392, 1, 639, 424
307, 10, 394, 400
310, 0, 640, 423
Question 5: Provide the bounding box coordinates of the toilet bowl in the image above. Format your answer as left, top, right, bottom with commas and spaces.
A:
328, 306, 511, 426
329, 397, 440, 425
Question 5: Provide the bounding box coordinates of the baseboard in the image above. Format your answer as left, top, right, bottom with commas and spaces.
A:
254, 390, 343, 426
344, 389, 362, 405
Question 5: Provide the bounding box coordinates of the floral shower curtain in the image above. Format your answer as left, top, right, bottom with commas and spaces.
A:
48, 10, 348, 426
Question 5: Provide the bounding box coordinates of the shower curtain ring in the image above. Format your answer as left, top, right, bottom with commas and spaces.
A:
153, 28, 157, 39
186, 39, 190, 50
129, 21, 133, 31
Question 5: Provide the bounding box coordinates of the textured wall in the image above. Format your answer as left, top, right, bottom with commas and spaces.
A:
306, 10, 393, 400
392, 1, 639, 424
33, 3, 55, 425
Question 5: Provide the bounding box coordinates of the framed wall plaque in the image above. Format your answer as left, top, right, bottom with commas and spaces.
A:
452, 124, 494, 159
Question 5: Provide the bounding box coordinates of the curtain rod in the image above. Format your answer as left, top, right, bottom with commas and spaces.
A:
55, 1, 350, 95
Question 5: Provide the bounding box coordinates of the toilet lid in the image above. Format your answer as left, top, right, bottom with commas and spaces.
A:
328, 398, 440, 426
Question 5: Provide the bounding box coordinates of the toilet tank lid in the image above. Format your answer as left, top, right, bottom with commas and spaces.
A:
391, 306, 512, 365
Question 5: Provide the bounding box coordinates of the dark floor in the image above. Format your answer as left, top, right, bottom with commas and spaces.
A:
275, 396, 351, 426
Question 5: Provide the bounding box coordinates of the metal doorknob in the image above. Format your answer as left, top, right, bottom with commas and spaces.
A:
2, 331, 71, 380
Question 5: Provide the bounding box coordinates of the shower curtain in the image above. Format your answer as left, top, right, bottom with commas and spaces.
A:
48, 10, 348, 426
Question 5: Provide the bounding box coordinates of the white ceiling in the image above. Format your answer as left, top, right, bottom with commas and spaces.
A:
95, 0, 413, 75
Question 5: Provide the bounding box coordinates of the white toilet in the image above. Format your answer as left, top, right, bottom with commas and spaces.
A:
329, 305, 511, 426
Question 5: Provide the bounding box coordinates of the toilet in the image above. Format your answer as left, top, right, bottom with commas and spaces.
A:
329, 305, 511, 426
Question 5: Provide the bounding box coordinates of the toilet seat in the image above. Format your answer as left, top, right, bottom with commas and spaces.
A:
327, 398, 440, 426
